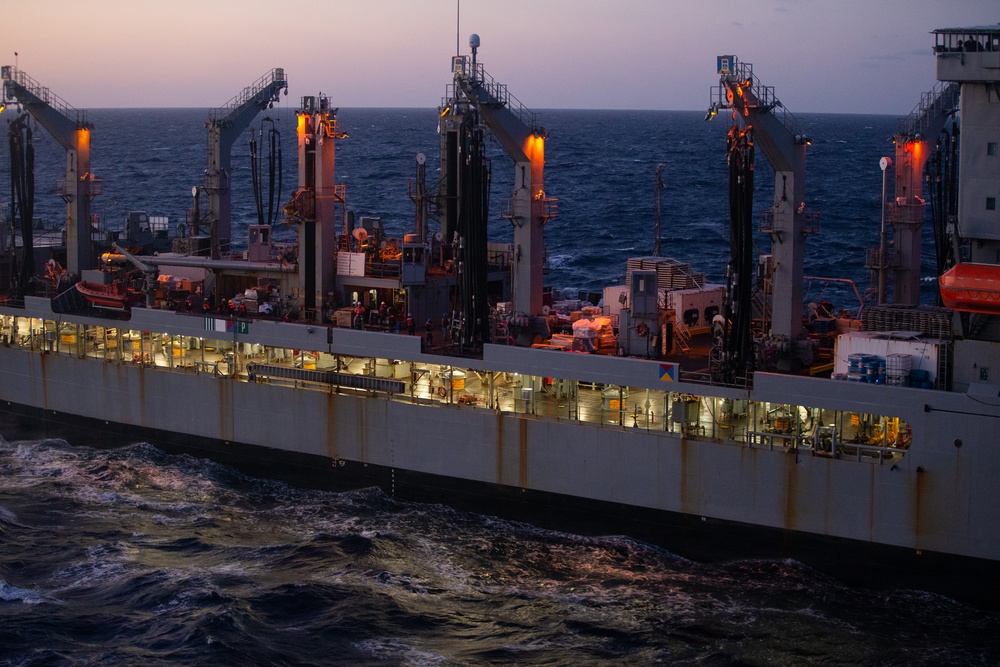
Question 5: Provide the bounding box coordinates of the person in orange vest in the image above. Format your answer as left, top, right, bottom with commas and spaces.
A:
406, 313, 415, 335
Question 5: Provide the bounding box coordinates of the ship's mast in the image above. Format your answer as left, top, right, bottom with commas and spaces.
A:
285, 95, 347, 322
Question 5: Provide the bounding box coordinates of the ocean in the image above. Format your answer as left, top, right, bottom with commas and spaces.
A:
2, 107, 995, 665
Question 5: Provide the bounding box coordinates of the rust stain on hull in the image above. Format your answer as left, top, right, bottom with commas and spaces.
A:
783, 449, 798, 531
518, 418, 527, 489
325, 392, 339, 462
495, 411, 505, 485
914, 466, 926, 545
679, 437, 689, 515
38, 352, 49, 410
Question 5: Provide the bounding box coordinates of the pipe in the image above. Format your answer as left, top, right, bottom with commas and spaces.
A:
140, 255, 297, 272
878, 156, 892, 305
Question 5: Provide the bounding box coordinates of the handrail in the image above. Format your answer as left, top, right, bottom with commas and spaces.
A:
1, 66, 88, 125
717, 58, 798, 137
208, 68, 287, 124
897, 81, 959, 137
451, 57, 540, 132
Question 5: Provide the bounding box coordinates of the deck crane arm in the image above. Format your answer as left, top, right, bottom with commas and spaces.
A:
709, 56, 810, 342
1, 65, 98, 277
447, 38, 555, 317
205, 68, 287, 258
111, 241, 158, 307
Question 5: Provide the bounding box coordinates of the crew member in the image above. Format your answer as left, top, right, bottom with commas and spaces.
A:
353, 303, 365, 330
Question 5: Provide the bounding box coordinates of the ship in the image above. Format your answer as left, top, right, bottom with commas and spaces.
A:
1, 26, 999, 607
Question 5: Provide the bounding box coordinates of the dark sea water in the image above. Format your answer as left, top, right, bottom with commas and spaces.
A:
3, 437, 1000, 667
1, 108, 991, 665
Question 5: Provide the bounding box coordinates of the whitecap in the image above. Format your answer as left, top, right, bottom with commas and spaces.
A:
0, 580, 49, 605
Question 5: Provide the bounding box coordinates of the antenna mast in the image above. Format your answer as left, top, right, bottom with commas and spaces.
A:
654, 163, 664, 256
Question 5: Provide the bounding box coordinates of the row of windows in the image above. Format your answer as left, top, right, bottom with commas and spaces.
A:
0, 316, 914, 464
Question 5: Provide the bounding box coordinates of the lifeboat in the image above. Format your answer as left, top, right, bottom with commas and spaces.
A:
939, 263, 1000, 314
75, 281, 130, 311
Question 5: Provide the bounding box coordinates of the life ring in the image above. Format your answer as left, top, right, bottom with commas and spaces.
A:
437, 385, 447, 397
636, 322, 649, 337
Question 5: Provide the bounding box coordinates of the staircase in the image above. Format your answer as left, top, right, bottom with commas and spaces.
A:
898, 81, 960, 137
674, 320, 691, 354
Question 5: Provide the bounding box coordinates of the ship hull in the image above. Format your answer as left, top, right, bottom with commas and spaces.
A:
1, 391, 996, 608
1, 317, 998, 607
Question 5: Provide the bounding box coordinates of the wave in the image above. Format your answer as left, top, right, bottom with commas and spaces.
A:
0, 579, 50, 604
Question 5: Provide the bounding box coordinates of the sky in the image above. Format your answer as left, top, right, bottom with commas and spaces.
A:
2, 0, 998, 114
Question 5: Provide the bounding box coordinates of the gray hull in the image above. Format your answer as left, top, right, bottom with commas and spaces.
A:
3, 299, 998, 605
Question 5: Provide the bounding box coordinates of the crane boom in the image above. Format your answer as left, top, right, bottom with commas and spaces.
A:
1, 66, 100, 277
205, 68, 287, 258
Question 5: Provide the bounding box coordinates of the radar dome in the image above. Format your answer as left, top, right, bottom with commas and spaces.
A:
469, 34, 480, 49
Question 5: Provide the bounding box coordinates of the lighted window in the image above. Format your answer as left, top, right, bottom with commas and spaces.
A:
989, 197, 997, 211
989, 142, 998, 157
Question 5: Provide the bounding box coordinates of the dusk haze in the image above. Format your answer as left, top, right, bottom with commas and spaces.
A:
3, 0, 997, 113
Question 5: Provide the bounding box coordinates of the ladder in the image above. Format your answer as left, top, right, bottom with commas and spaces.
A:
674, 320, 691, 354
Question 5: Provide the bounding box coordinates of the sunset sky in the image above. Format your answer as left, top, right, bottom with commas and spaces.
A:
3, 0, 997, 114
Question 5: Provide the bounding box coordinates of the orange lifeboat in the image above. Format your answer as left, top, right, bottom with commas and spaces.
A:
75, 281, 130, 311
939, 263, 1000, 314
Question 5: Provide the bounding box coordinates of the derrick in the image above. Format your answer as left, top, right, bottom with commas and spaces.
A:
1, 65, 101, 277
203, 68, 287, 258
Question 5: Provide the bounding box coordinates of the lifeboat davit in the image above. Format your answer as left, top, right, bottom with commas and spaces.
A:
939, 263, 1000, 314
75, 281, 130, 311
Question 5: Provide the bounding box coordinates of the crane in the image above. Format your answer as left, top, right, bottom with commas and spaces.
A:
1, 65, 100, 278
709, 56, 813, 345
443, 35, 557, 319
881, 81, 959, 305
204, 68, 287, 258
